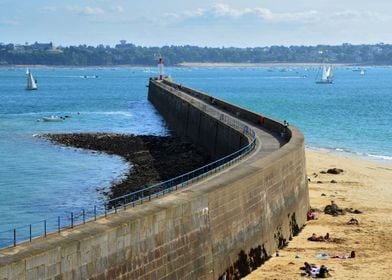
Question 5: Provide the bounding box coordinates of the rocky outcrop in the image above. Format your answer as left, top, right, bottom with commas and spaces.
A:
43, 133, 211, 200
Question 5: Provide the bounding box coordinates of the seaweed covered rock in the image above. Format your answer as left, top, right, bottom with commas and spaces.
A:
324, 201, 345, 216
327, 168, 344, 174
42, 133, 212, 200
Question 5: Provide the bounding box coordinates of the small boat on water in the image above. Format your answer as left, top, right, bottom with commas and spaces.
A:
26, 68, 38, 90
42, 116, 65, 122
316, 65, 333, 84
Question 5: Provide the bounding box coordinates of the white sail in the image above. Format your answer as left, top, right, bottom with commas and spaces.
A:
26, 68, 38, 90
326, 66, 331, 78
317, 65, 333, 84
321, 66, 328, 81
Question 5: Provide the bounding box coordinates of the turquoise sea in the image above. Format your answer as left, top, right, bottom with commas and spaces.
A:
0, 66, 391, 245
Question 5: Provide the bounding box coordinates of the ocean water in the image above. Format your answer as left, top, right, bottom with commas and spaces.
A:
167, 66, 392, 161
0, 66, 391, 244
0, 67, 168, 237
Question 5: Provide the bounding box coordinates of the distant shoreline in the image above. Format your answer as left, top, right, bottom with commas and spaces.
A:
177, 62, 353, 67
0, 64, 153, 69
2, 63, 391, 68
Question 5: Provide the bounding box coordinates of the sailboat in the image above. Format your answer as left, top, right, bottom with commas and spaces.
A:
26, 68, 38, 90
316, 65, 333, 84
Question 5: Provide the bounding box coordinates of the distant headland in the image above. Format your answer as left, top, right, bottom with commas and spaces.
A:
1, 41, 392, 66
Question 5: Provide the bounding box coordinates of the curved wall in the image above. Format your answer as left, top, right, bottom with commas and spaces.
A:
148, 79, 250, 160
0, 79, 308, 280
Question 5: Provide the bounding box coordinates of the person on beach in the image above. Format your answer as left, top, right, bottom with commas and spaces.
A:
308, 233, 324, 241
347, 217, 359, 225
308, 233, 318, 241
317, 265, 331, 278
283, 120, 289, 132
332, 250, 356, 259
324, 200, 343, 216
300, 262, 312, 276
307, 210, 317, 220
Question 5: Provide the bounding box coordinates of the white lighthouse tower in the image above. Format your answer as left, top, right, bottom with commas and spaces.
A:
158, 56, 164, 80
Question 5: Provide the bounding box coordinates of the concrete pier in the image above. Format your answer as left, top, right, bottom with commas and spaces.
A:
0, 79, 308, 279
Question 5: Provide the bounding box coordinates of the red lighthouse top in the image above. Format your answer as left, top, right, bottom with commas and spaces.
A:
158, 56, 164, 80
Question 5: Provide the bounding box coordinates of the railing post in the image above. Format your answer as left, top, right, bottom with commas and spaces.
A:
104, 204, 107, 217
71, 212, 73, 228
83, 209, 85, 224
58, 216, 60, 233
44, 220, 47, 237
29, 224, 32, 242
94, 205, 97, 221
13, 228, 16, 247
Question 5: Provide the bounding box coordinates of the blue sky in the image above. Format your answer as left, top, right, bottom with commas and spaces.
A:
1, 0, 392, 47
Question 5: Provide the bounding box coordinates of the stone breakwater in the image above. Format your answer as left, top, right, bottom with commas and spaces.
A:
0, 80, 307, 280
43, 133, 211, 200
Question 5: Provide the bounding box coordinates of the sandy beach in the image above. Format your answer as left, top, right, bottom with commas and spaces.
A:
244, 150, 392, 279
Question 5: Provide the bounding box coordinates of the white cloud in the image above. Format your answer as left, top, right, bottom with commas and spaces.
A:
328, 10, 391, 22
177, 8, 204, 19
110, 5, 124, 13
163, 4, 319, 23
164, 3, 390, 24
254, 8, 319, 22
83, 7, 105, 16
65, 5, 125, 17
66, 6, 105, 16
210, 3, 246, 18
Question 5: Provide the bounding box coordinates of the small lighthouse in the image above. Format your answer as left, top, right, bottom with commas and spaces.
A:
158, 56, 164, 80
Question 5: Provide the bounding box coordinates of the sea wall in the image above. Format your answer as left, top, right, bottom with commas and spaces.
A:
0, 79, 308, 279
148, 80, 249, 160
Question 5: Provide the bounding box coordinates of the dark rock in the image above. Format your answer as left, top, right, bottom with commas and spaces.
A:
330, 180, 337, 183
345, 208, 363, 214
41, 133, 212, 202
317, 181, 323, 184
324, 203, 346, 216
327, 168, 344, 174
320, 171, 327, 174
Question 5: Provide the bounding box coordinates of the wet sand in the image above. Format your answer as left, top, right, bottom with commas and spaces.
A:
244, 150, 392, 279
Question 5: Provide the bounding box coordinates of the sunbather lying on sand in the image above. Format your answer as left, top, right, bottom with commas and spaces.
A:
347, 217, 359, 225
308, 233, 333, 242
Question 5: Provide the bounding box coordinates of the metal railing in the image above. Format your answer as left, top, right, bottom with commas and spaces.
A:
0, 83, 257, 250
